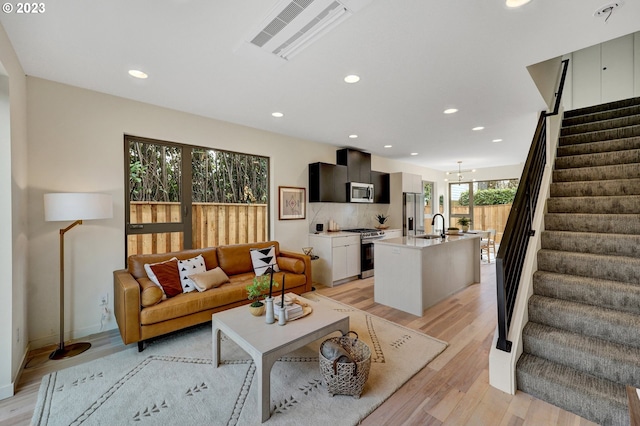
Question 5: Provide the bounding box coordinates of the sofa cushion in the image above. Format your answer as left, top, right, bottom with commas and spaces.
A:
250, 245, 280, 276
189, 267, 230, 292
128, 247, 219, 280
138, 277, 164, 307
149, 259, 182, 297
277, 257, 305, 274
217, 241, 280, 276
140, 281, 250, 325
177, 255, 206, 293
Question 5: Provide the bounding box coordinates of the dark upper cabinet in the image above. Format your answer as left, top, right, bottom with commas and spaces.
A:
336, 148, 371, 183
370, 171, 390, 204
309, 162, 347, 202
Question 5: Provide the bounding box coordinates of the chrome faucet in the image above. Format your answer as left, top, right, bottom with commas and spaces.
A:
431, 214, 446, 239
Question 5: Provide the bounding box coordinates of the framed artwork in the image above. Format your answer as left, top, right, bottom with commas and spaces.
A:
279, 186, 306, 220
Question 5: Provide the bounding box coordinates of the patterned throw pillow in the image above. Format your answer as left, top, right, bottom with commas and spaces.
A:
250, 245, 280, 276
177, 255, 206, 293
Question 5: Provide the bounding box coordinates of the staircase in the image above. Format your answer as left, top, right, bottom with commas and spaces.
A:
516, 97, 640, 426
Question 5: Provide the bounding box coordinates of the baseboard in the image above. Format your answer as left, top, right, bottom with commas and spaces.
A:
0, 342, 31, 401
30, 322, 117, 350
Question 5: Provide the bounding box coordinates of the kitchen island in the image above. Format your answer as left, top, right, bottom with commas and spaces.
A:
373, 234, 481, 316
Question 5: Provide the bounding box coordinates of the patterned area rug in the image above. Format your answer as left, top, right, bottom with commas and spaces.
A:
32, 294, 447, 425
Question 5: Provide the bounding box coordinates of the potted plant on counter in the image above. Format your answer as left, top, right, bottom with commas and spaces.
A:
375, 213, 389, 229
457, 217, 472, 232
246, 275, 274, 316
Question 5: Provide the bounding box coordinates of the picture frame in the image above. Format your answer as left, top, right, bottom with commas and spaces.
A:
278, 186, 306, 220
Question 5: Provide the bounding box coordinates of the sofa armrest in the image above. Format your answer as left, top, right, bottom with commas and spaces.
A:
279, 250, 312, 293
113, 269, 142, 345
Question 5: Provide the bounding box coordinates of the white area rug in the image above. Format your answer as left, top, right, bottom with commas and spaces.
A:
32, 294, 447, 425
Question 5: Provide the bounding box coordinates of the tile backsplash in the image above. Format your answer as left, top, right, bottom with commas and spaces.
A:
308, 203, 392, 233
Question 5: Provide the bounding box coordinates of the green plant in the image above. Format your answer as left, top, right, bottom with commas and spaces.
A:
457, 217, 472, 227
246, 275, 276, 307
375, 214, 389, 225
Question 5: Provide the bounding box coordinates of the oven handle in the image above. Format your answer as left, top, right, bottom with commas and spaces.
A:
362, 236, 385, 242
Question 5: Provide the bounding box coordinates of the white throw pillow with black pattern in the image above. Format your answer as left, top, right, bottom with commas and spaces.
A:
177, 254, 206, 293
250, 245, 280, 276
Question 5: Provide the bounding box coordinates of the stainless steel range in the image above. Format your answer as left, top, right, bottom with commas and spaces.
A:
343, 228, 385, 278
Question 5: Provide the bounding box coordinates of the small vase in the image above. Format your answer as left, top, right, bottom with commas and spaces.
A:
249, 303, 265, 316
462, 225, 469, 232
264, 297, 275, 324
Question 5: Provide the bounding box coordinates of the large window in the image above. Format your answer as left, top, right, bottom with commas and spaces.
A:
449, 178, 518, 242
125, 136, 269, 258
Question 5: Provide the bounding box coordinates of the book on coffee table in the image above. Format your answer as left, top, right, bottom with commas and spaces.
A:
273, 293, 307, 320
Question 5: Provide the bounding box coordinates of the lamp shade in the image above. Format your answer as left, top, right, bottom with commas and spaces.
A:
44, 193, 113, 222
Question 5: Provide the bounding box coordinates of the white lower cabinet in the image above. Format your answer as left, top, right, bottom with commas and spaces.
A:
309, 234, 361, 287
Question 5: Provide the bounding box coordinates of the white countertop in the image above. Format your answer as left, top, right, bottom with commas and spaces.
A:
309, 229, 401, 238
375, 233, 480, 249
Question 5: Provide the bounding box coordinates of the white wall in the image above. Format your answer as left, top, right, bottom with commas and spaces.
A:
0, 22, 29, 400
26, 77, 527, 350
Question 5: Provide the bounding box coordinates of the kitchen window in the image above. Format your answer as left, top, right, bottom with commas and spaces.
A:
125, 135, 269, 259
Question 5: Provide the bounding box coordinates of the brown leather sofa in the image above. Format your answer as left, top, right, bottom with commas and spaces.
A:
114, 241, 311, 350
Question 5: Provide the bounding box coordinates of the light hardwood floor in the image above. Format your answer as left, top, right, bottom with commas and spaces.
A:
0, 263, 596, 425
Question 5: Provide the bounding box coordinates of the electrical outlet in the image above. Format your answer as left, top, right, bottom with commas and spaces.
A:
16, 327, 20, 343
99, 293, 108, 306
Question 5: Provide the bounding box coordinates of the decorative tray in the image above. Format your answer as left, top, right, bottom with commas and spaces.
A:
273, 296, 313, 321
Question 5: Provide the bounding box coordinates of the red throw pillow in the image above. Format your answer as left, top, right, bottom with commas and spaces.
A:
149, 259, 182, 298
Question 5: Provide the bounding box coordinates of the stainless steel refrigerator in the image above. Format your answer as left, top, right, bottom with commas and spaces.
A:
403, 192, 425, 236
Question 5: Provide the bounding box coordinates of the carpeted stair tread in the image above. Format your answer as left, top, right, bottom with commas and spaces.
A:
559, 124, 640, 146
527, 295, 640, 349
563, 96, 640, 119
537, 249, 640, 284
552, 162, 640, 182
517, 353, 629, 426
546, 195, 640, 214
533, 271, 640, 315
523, 322, 640, 388
563, 104, 640, 127
554, 149, 640, 169
557, 136, 640, 157
561, 114, 640, 136
544, 213, 640, 234
541, 231, 640, 258
550, 178, 640, 197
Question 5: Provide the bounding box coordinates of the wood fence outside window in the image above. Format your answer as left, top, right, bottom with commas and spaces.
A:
128, 202, 268, 256
451, 204, 512, 243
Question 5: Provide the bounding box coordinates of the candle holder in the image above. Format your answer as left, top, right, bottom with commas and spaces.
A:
275, 305, 287, 326
265, 296, 275, 324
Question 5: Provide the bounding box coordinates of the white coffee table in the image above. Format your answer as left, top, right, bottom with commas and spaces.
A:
212, 294, 350, 423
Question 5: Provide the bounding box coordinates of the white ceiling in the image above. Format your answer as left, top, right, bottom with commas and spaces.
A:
1, 0, 639, 171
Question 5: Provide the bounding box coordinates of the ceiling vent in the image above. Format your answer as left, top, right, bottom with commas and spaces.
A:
236, 0, 372, 63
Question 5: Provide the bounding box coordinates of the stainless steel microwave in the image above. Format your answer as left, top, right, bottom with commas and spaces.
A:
348, 182, 374, 203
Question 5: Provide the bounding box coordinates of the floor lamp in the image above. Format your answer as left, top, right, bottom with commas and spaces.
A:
44, 192, 113, 360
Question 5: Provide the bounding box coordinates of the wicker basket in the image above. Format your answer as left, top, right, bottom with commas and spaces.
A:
319, 331, 371, 398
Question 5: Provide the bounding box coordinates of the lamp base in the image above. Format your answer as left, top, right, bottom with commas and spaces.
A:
49, 342, 91, 360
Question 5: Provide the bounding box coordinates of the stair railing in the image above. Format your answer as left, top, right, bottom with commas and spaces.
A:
495, 58, 569, 352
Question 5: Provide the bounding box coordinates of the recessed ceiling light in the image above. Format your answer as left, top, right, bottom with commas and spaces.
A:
492, 138, 503, 143
349, 134, 358, 139
443, 108, 458, 114
272, 112, 284, 118
444, 178, 449, 182
472, 126, 485, 131
410, 152, 418, 156
505, 0, 531, 8
344, 74, 360, 83
128, 69, 148, 79
384, 145, 392, 148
